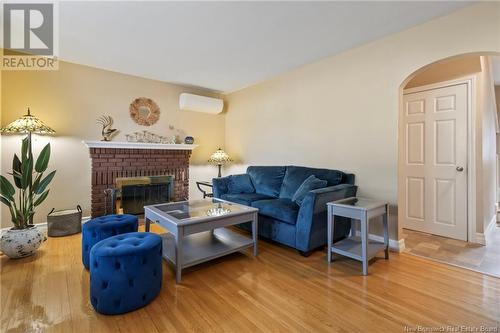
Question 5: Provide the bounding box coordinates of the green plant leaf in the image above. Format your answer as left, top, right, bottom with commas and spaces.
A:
34, 190, 49, 206
10, 207, 20, 227
0, 175, 15, 198
32, 173, 43, 191
35, 143, 51, 173
33, 170, 56, 194
12, 154, 22, 188
0, 196, 18, 225
20, 158, 33, 189
12, 172, 23, 197
21, 137, 29, 162
0, 195, 12, 207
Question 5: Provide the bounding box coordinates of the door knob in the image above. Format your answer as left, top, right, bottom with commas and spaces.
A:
456, 166, 464, 172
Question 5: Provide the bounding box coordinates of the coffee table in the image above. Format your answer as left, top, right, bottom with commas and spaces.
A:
144, 198, 259, 283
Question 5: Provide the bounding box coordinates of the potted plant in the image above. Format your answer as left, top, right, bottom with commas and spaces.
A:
0, 109, 56, 258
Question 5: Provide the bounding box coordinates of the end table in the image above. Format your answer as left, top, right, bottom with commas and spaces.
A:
327, 197, 389, 275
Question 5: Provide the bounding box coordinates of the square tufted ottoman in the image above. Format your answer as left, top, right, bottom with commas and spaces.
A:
82, 214, 138, 269
89, 232, 163, 315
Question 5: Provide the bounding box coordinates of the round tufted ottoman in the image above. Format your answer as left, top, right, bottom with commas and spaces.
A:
89, 232, 163, 315
82, 214, 138, 269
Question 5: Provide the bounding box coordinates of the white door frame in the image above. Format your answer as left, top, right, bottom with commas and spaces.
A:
398, 75, 477, 243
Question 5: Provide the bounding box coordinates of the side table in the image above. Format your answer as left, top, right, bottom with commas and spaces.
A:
327, 197, 389, 275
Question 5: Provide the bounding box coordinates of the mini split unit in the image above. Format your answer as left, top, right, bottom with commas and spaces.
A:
179, 93, 224, 114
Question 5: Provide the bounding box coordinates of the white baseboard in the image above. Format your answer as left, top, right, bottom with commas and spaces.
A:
474, 214, 497, 245
394, 238, 406, 252
497, 202, 500, 221
1, 216, 91, 233
485, 214, 497, 242
353, 231, 405, 253
474, 233, 486, 245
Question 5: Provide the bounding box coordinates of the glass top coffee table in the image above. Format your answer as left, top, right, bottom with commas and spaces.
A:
144, 198, 259, 283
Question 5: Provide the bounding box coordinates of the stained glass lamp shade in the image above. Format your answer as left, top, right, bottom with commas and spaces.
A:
208, 148, 232, 177
0, 108, 55, 134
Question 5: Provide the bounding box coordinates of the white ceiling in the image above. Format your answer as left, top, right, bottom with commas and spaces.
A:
59, 1, 474, 93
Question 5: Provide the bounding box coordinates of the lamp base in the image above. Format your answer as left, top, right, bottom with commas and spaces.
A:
217, 164, 222, 178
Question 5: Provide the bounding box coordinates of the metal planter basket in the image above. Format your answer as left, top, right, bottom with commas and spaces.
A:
47, 205, 82, 237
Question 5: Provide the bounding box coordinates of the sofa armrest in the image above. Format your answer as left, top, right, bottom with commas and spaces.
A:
212, 176, 231, 198
304, 184, 358, 214
295, 184, 358, 251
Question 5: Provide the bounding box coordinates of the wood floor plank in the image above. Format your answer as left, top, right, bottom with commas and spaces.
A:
1, 225, 499, 332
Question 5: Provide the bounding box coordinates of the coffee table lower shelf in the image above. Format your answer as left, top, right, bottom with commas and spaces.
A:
161, 227, 254, 269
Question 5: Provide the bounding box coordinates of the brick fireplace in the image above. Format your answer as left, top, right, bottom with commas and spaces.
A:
85, 141, 196, 217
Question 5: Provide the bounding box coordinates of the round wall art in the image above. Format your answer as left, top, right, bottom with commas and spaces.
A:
129, 97, 160, 126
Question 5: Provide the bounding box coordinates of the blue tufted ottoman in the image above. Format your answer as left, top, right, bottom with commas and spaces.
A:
82, 214, 138, 269
89, 232, 163, 315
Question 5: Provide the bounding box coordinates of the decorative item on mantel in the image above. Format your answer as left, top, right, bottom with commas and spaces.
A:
97, 115, 118, 141
125, 130, 173, 144
129, 97, 160, 126
168, 124, 185, 144
184, 136, 194, 144
208, 148, 232, 178
0, 108, 56, 258
125, 125, 190, 145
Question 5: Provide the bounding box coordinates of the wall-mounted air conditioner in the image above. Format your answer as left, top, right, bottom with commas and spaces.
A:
179, 93, 223, 114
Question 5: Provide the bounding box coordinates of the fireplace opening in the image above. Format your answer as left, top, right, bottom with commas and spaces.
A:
109, 175, 174, 215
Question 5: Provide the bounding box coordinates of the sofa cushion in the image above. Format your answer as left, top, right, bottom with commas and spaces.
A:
247, 166, 286, 197
292, 175, 328, 205
251, 198, 299, 225
227, 174, 255, 194
279, 166, 344, 199
221, 193, 274, 206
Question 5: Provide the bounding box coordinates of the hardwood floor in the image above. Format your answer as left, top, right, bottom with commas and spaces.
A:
1, 225, 499, 333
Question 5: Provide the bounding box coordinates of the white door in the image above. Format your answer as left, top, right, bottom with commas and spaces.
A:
401, 83, 468, 241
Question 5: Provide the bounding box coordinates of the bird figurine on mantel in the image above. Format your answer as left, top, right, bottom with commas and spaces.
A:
97, 115, 118, 141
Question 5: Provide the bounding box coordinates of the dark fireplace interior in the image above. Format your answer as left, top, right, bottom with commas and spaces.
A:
110, 175, 174, 215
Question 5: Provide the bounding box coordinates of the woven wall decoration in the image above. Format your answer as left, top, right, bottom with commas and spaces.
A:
129, 97, 160, 126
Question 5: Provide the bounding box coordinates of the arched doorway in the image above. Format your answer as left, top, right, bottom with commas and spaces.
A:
398, 52, 500, 246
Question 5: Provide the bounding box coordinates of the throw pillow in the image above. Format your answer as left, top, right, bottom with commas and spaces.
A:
292, 175, 328, 205
227, 174, 255, 194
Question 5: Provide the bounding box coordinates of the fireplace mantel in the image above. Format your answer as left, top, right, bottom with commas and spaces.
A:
83, 140, 198, 150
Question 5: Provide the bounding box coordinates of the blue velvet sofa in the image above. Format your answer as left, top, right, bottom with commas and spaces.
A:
213, 166, 357, 255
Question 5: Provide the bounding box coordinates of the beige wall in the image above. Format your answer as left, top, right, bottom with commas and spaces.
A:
495, 86, 500, 201
224, 3, 500, 241
1, 62, 224, 227
496, 86, 500, 117
475, 56, 498, 234
496, 86, 500, 197
405, 55, 482, 88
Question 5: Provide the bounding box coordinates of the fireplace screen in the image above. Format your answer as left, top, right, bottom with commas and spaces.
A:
111, 175, 174, 215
